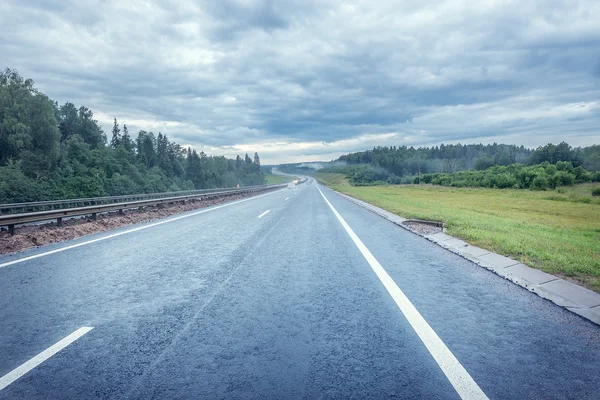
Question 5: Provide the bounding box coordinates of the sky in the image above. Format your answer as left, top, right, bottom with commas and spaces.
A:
1, 0, 599, 164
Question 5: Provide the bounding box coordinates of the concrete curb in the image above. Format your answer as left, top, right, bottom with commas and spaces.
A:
329, 188, 600, 326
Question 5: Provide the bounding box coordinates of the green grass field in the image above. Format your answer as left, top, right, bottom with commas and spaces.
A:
313, 172, 600, 292
264, 174, 296, 185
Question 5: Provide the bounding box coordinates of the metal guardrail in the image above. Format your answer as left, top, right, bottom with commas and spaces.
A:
0, 185, 272, 215
0, 184, 287, 235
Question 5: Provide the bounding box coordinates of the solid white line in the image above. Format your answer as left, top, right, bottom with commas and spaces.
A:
0, 327, 94, 391
257, 210, 271, 218
316, 186, 488, 400
0, 189, 283, 269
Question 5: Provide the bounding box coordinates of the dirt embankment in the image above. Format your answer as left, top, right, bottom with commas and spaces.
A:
0, 190, 274, 256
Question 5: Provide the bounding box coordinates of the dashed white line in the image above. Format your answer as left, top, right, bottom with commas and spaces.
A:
0, 189, 283, 269
0, 327, 94, 391
285, 197, 289, 201
257, 210, 271, 218
316, 186, 488, 400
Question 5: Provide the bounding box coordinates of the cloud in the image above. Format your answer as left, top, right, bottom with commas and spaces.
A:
1, 0, 599, 164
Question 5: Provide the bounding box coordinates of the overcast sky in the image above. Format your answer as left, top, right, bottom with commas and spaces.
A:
1, 1, 599, 164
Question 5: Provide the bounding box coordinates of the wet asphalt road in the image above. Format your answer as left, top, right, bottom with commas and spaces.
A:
1, 181, 600, 399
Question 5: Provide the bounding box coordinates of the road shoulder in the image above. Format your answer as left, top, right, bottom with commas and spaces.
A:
326, 187, 600, 326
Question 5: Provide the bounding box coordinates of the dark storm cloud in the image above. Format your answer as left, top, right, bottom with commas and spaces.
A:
1, 0, 599, 163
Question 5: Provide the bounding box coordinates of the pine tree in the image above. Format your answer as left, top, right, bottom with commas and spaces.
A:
110, 118, 121, 148
121, 124, 134, 153
156, 132, 173, 176
253, 152, 260, 166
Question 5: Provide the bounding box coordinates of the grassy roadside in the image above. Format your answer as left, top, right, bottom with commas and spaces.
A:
264, 174, 296, 185
313, 172, 600, 292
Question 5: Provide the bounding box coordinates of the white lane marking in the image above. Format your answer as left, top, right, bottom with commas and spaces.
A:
285, 197, 289, 201
0, 327, 94, 391
0, 189, 283, 269
257, 210, 271, 219
316, 186, 488, 400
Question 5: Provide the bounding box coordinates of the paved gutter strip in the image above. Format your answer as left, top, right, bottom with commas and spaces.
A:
329, 188, 600, 326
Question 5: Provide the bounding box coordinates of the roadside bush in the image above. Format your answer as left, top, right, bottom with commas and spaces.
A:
0, 162, 54, 202
592, 188, 600, 197
572, 166, 592, 183
550, 171, 575, 188
106, 173, 140, 195
61, 174, 107, 198
531, 175, 549, 190
431, 174, 452, 186
556, 161, 574, 173
515, 168, 538, 189
400, 175, 414, 184
347, 166, 389, 185
450, 180, 469, 187
490, 173, 518, 189
387, 175, 403, 184
542, 163, 557, 176
421, 174, 434, 184
342, 158, 596, 192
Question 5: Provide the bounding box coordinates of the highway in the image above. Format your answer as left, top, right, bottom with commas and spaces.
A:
1, 180, 600, 399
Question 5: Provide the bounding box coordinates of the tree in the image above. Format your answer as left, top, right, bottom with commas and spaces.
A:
121, 124, 135, 153
136, 130, 156, 168
76, 106, 106, 149
529, 142, 580, 166
0, 68, 267, 203
156, 132, 173, 176
58, 102, 79, 141
244, 153, 252, 165
0, 68, 59, 176
253, 152, 261, 166
110, 118, 121, 148
474, 155, 495, 170
185, 148, 203, 188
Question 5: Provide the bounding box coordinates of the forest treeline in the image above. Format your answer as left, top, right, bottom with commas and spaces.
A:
319, 142, 600, 189
0, 68, 264, 203
277, 142, 600, 190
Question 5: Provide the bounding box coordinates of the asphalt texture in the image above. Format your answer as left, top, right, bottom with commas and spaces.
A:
1, 181, 600, 399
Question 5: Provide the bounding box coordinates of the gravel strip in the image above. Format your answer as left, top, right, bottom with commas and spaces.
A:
401, 221, 443, 235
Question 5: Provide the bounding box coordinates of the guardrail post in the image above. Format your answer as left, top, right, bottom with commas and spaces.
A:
57, 217, 63, 227
8, 224, 15, 236
119, 209, 124, 215
91, 213, 97, 221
